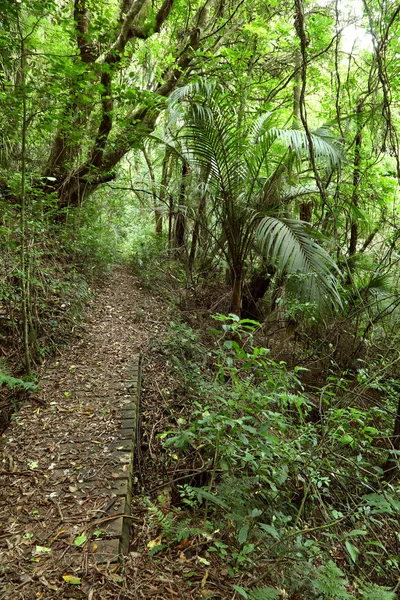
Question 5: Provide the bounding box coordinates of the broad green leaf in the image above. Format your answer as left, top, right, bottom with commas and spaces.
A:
233, 585, 249, 599
346, 529, 367, 537
73, 532, 87, 547
345, 540, 359, 563
259, 523, 280, 540
238, 523, 249, 545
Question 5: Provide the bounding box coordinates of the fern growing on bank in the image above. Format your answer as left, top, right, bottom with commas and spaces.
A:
0, 362, 36, 392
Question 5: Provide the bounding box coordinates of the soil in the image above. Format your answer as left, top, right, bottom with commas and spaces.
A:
0, 265, 236, 599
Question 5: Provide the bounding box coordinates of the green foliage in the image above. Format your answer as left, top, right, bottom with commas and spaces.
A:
157, 314, 400, 597
167, 80, 342, 312
256, 217, 342, 308
234, 586, 281, 600
313, 561, 351, 599
359, 584, 396, 600
131, 227, 169, 284
0, 361, 36, 392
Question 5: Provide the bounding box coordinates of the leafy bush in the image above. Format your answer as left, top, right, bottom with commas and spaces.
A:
157, 314, 399, 598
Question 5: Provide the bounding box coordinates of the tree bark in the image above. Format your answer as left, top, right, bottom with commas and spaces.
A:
156, 148, 172, 236
231, 267, 243, 317
142, 145, 162, 235
293, 47, 312, 223
188, 189, 207, 274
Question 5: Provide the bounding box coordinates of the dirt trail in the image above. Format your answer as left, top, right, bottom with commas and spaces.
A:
0, 265, 167, 599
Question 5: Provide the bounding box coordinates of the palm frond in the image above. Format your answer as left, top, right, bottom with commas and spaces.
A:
266, 127, 343, 169
180, 99, 247, 197
280, 183, 319, 201
256, 217, 342, 308
249, 112, 275, 143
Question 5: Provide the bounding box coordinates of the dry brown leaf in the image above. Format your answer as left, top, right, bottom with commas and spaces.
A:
176, 538, 191, 551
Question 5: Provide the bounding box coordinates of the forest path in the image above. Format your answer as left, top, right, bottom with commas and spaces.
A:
0, 264, 167, 599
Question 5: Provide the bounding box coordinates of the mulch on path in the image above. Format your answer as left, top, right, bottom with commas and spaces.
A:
0, 266, 161, 598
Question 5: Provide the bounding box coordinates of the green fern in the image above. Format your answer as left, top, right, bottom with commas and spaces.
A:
173, 520, 210, 542
144, 499, 174, 536
359, 583, 396, 600
234, 585, 280, 600
0, 370, 36, 392
313, 561, 352, 599
249, 587, 281, 600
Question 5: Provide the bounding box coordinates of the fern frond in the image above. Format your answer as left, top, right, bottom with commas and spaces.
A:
249, 587, 281, 600
0, 371, 37, 392
313, 560, 352, 599
359, 583, 396, 600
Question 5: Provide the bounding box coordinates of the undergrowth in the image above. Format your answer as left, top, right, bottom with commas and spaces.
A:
148, 314, 400, 599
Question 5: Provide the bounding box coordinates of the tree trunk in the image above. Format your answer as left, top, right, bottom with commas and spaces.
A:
293, 48, 312, 223
188, 184, 208, 274
142, 145, 161, 235
168, 193, 174, 250
156, 148, 171, 236
348, 99, 363, 257
242, 265, 275, 319
231, 267, 243, 317
382, 393, 400, 482
175, 161, 188, 251
300, 202, 312, 223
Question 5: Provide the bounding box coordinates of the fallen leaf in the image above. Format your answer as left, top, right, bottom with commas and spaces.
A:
62, 575, 81, 585
147, 535, 163, 549
34, 546, 51, 554
176, 538, 190, 551
74, 532, 87, 547
93, 529, 103, 538
201, 570, 209, 588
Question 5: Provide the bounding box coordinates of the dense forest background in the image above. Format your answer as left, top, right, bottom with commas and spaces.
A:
2, 0, 400, 597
